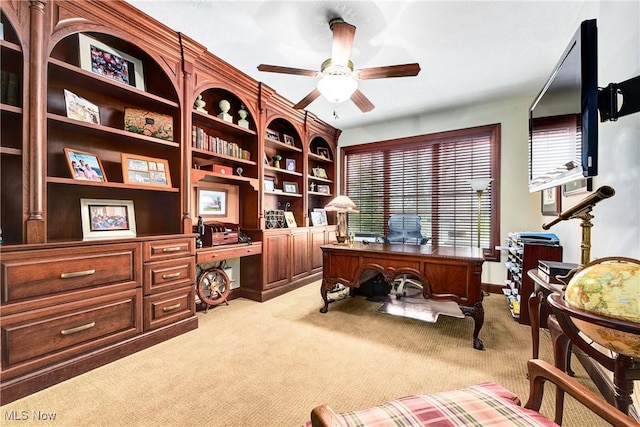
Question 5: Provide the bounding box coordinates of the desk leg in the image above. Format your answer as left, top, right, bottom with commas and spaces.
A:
529, 290, 543, 359
461, 301, 485, 350
320, 279, 330, 313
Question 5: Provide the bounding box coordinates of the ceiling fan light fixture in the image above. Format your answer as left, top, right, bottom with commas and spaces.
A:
317, 75, 358, 104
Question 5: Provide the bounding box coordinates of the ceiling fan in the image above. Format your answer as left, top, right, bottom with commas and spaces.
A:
257, 18, 421, 113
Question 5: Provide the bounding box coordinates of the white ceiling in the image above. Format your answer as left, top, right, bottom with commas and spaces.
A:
126, 0, 591, 130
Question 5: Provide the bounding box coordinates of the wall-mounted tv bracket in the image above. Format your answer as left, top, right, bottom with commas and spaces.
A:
598, 75, 640, 122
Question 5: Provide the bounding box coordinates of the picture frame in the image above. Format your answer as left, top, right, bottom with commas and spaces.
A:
64, 89, 100, 124
312, 167, 328, 179
121, 153, 172, 188
313, 208, 328, 226
310, 211, 324, 226
64, 148, 107, 182
264, 153, 270, 165
264, 176, 276, 192
284, 211, 297, 228
317, 184, 330, 195
266, 128, 280, 141
286, 158, 296, 171
80, 198, 136, 241
317, 148, 330, 159
78, 34, 145, 91
198, 188, 228, 217
541, 186, 561, 216
563, 177, 593, 196
282, 181, 298, 194
283, 134, 295, 146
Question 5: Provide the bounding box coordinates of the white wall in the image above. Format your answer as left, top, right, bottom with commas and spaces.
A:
339, 1, 640, 285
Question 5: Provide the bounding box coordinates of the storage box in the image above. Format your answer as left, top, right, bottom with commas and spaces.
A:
124, 108, 173, 141
194, 222, 239, 247
213, 164, 233, 175
538, 260, 579, 284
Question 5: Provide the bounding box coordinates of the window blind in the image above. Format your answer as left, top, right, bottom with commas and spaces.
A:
344, 124, 500, 259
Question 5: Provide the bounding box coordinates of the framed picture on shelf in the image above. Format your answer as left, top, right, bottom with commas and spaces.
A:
541, 186, 561, 216
266, 128, 280, 141
78, 34, 145, 91
80, 198, 136, 241
197, 188, 228, 217
63, 89, 100, 124
312, 167, 328, 179
264, 154, 270, 165
282, 181, 298, 194
64, 148, 107, 182
121, 153, 172, 188
124, 108, 174, 141
313, 208, 328, 226
317, 148, 330, 159
563, 178, 593, 196
310, 211, 324, 226
284, 211, 297, 228
283, 134, 295, 146
317, 184, 330, 194
286, 158, 296, 171
264, 176, 276, 192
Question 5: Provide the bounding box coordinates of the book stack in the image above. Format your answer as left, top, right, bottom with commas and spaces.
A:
192, 126, 251, 161
1, 70, 19, 106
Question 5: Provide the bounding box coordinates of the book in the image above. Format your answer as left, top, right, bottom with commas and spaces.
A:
1, 70, 8, 104
6, 72, 18, 106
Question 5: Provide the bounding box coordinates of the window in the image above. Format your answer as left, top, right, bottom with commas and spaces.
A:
344, 124, 500, 261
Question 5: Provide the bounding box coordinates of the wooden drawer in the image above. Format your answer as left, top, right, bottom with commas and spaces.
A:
143, 286, 195, 331
196, 243, 262, 264
143, 238, 194, 262
1, 288, 142, 380
1, 243, 139, 304
143, 257, 195, 295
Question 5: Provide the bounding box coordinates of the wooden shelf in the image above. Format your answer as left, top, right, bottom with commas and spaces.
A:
0, 147, 22, 156
191, 147, 257, 166
47, 176, 180, 192
193, 109, 257, 136
0, 104, 22, 115
308, 152, 332, 163
264, 138, 302, 153
191, 169, 258, 187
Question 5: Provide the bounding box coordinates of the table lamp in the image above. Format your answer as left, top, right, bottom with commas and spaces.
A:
325, 195, 359, 243
467, 178, 493, 248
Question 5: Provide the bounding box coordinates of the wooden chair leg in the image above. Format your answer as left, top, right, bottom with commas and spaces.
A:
548, 315, 572, 425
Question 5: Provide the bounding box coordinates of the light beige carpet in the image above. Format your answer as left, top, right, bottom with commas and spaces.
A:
1, 282, 610, 426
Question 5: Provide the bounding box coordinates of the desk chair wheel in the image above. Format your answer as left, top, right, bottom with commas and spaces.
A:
197, 267, 230, 312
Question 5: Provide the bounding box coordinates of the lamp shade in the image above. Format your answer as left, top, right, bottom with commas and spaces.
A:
317, 75, 358, 104
467, 178, 493, 191
325, 195, 359, 213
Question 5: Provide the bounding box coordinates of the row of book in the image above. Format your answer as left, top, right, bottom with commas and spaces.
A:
1, 70, 19, 106
191, 126, 251, 161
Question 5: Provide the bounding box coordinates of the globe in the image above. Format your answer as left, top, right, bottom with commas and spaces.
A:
564, 259, 640, 358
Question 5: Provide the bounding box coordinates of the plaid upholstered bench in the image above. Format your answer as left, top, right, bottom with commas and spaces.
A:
306, 360, 637, 427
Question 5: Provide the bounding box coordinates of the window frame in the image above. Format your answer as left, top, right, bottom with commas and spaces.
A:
340, 123, 501, 261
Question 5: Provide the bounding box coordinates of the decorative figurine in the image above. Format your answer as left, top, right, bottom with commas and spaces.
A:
236, 167, 243, 177
238, 105, 250, 129
218, 99, 233, 123
272, 154, 282, 168
194, 95, 207, 113
310, 182, 316, 192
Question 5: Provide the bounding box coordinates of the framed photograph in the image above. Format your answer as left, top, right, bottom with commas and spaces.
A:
284, 211, 297, 228
64, 89, 100, 124
264, 153, 270, 165
317, 148, 330, 159
563, 178, 593, 196
283, 134, 295, 146
317, 184, 330, 194
266, 128, 280, 141
282, 181, 298, 194
64, 148, 107, 182
198, 188, 227, 217
78, 34, 145, 91
313, 208, 328, 226
310, 211, 324, 226
286, 158, 296, 171
541, 186, 561, 216
264, 176, 276, 192
80, 198, 136, 241
121, 153, 172, 188
312, 167, 328, 179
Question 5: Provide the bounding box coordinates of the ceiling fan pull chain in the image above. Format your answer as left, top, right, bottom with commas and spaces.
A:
333, 110, 339, 120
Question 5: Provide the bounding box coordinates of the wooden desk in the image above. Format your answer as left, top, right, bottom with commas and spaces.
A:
527, 269, 565, 360
320, 242, 485, 349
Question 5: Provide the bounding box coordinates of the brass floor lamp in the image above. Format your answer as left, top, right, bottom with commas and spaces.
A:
467, 178, 493, 248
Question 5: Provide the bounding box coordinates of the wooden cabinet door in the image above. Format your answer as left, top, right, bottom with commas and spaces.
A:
291, 229, 309, 280
264, 231, 290, 289
309, 228, 326, 272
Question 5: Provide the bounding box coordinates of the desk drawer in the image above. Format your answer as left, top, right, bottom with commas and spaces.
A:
143, 238, 194, 262
1, 244, 139, 304
143, 257, 195, 295
196, 244, 261, 264
144, 286, 195, 331
1, 288, 142, 378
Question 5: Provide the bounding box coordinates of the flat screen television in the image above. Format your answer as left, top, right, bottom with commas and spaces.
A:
528, 19, 598, 193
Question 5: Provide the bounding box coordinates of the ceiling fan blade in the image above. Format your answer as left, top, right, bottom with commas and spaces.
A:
351, 89, 375, 112
257, 64, 318, 77
354, 63, 421, 80
293, 88, 321, 109
331, 21, 356, 67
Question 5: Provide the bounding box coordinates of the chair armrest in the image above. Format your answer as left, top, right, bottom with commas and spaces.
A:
524, 359, 639, 427
310, 405, 345, 427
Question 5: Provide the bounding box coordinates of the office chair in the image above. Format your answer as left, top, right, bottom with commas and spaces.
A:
384, 214, 428, 299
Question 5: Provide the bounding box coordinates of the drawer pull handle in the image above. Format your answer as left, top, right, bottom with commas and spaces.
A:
162, 272, 181, 279
162, 247, 182, 253
60, 269, 96, 279
163, 303, 181, 312
61, 321, 96, 336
